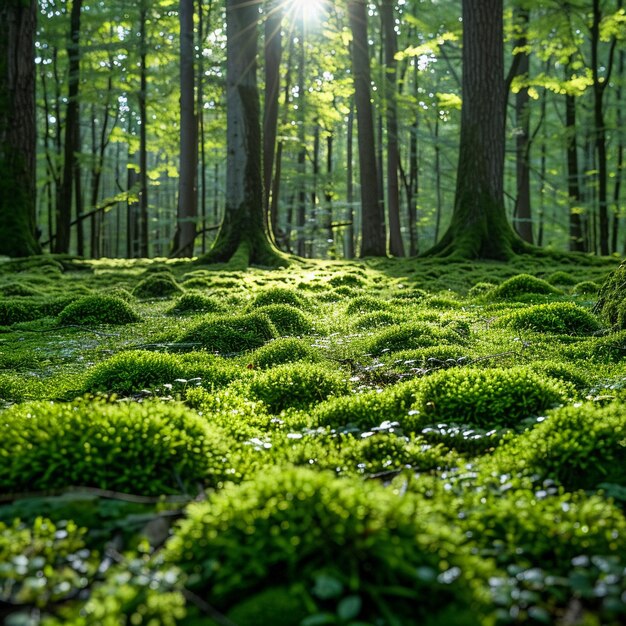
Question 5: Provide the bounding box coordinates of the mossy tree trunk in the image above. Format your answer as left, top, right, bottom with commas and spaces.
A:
0, 0, 41, 257
424, 0, 525, 260
198, 0, 286, 267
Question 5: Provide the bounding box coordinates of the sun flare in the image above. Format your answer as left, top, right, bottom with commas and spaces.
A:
285, 0, 326, 24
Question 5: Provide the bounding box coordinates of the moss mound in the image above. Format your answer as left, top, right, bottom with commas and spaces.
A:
345, 295, 389, 315
498, 302, 601, 335
164, 467, 486, 621
253, 304, 314, 336
248, 362, 349, 412
179, 312, 278, 353
250, 337, 320, 369
485, 401, 626, 490
166, 292, 226, 315
58, 295, 141, 326
490, 274, 561, 299
416, 367, 566, 427
362, 322, 458, 356
572, 280, 600, 296
0, 299, 37, 325
249, 286, 307, 310
133, 273, 182, 299
0, 400, 231, 495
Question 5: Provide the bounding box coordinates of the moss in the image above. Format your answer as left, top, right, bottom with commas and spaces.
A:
249, 286, 307, 310
164, 467, 487, 620
57, 295, 141, 326
166, 292, 226, 315
0, 282, 44, 297
226, 586, 309, 626
0, 299, 37, 325
415, 367, 567, 427
362, 322, 460, 356
0, 400, 232, 495
497, 302, 601, 335
351, 311, 397, 330
345, 295, 389, 315
248, 362, 350, 412
133, 273, 182, 299
250, 338, 321, 369
484, 401, 626, 490
253, 304, 314, 336
545, 270, 578, 286
572, 280, 600, 296
178, 311, 278, 353
490, 274, 562, 299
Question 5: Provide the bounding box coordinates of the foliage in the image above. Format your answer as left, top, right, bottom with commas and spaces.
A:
58, 295, 141, 326
0, 399, 232, 495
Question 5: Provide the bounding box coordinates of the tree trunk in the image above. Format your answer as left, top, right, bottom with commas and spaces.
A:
565, 81, 585, 252
425, 0, 523, 259
138, 0, 149, 257
172, 0, 198, 258
613, 49, 624, 254
263, 0, 282, 220
198, 0, 285, 267
512, 8, 533, 244
0, 0, 41, 257
348, 0, 385, 257
382, 0, 404, 257
345, 99, 355, 259
296, 23, 306, 257
55, 0, 83, 253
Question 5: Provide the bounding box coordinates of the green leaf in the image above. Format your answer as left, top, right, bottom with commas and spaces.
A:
337, 595, 362, 621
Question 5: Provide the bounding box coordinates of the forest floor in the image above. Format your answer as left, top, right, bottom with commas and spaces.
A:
1, 253, 626, 626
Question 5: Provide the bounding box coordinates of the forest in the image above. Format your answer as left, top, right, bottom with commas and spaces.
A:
2, 0, 626, 625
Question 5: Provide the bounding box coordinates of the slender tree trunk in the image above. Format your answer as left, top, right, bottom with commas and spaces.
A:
138, 0, 149, 257
324, 131, 334, 250
345, 99, 355, 258
434, 116, 442, 243
591, 0, 615, 256
55, 0, 83, 253
270, 35, 295, 244
296, 22, 306, 257
348, 0, 385, 257
172, 0, 198, 257
613, 49, 624, 254
198, 1, 210, 254
566, 86, 585, 252
0, 0, 41, 257
382, 0, 404, 256
263, 0, 282, 221
512, 8, 533, 244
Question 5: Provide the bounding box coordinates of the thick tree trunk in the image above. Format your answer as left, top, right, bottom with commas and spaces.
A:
425, 0, 523, 259
348, 0, 386, 257
512, 8, 533, 244
199, 0, 286, 267
172, 0, 198, 258
0, 0, 41, 257
382, 0, 404, 257
55, 0, 83, 253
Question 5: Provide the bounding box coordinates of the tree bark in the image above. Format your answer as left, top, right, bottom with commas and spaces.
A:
263, 0, 282, 221
55, 0, 83, 253
138, 0, 149, 257
348, 0, 386, 257
382, 0, 404, 257
425, 0, 523, 259
171, 0, 198, 258
512, 8, 533, 244
198, 0, 286, 267
566, 82, 585, 252
0, 0, 41, 257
